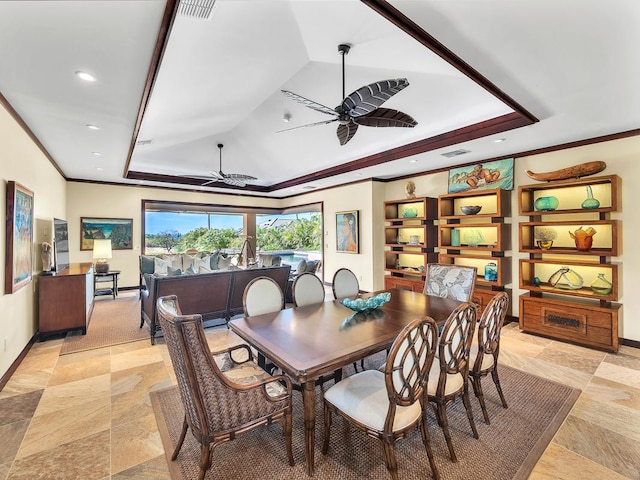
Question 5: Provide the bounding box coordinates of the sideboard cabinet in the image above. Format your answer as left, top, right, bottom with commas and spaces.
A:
39, 262, 95, 338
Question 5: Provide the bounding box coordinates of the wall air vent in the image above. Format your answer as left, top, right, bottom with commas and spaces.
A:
441, 149, 471, 158
178, 0, 216, 19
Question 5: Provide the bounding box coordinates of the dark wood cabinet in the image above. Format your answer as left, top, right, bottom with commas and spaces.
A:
38, 263, 94, 338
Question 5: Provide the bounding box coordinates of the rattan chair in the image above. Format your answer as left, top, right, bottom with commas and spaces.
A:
323, 317, 441, 480
426, 302, 479, 463
469, 291, 510, 424
332, 268, 359, 299
156, 295, 294, 480
423, 263, 477, 302
292, 272, 325, 307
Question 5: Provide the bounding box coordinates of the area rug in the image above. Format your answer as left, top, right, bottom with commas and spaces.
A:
60, 292, 148, 355
151, 358, 580, 480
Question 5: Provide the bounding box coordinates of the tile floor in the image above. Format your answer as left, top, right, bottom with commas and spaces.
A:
0, 292, 639, 479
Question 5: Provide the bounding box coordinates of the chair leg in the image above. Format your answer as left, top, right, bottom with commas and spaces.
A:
419, 415, 440, 480
471, 375, 491, 425
322, 403, 332, 454
284, 410, 294, 466
381, 439, 399, 480
462, 384, 480, 439
436, 402, 457, 463
198, 444, 211, 480
492, 367, 508, 408
171, 416, 189, 460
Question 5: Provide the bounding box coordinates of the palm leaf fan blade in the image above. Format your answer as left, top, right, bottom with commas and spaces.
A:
337, 120, 358, 146
342, 79, 410, 117
354, 108, 417, 128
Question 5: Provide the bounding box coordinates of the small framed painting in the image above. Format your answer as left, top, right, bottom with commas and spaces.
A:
81, 217, 133, 250
448, 158, 514, 194
336, 210, 359, 254
5, 181, 34, 294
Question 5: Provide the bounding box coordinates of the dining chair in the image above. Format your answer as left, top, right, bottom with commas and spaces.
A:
469, 291, 510, 424
423, 263, 477, 302
323, 316, 441, 480
243, 276, 285, 371
292, 272, 326, 307
156, 295, 294, 480
332, 268, 360, 299
426, 302, 479, 463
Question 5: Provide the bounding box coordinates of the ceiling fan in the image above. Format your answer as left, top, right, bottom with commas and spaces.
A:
279, 44, 417, 146
192, 143, 257, 187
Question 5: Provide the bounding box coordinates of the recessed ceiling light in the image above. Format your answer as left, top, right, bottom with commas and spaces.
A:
493, 138, 506, 143
92, 152, 102, 156
85, 124, 100, 130
409, 159, 418, 163
75, 71, 97, 82
355, 173, 363, 176
96, 167, 103, 171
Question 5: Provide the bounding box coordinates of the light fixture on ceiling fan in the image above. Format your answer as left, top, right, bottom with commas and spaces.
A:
278, 43, 417, 145
191, 143, 257, 187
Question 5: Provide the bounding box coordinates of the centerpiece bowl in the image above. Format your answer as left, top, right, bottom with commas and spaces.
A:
342, 292, 391, 312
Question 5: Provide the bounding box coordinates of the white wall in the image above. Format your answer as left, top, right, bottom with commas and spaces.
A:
383, 135, 640, 342
0, 104, 67, 376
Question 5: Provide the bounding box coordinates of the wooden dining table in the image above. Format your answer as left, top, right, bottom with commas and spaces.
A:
228, 288, 465, 476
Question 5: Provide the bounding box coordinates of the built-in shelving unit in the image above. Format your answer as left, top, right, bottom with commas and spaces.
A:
518, 175, 621, 352
438, 188, 511, 314
383, 197, 438, 292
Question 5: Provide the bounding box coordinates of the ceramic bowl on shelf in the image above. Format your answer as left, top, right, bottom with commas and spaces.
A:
460, 205, 482, 215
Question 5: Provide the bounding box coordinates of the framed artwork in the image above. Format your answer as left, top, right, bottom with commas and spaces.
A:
447, 158, 514, 194
80, 217, 133, 250
5, 181, 34, 294
336, 210, 359, 254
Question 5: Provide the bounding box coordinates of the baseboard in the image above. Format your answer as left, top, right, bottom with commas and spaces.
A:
621, 338, 640, 349
0, 334, 37, 392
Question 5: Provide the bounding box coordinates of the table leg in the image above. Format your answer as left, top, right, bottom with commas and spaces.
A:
114, 274, 118, 297
302, 380, 316, 476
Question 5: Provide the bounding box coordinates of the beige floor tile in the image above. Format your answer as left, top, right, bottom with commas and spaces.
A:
111, 339, 154, 355
47, 353, 111, 387
56, 345, 111, 366
594, 361, 640, 390
111, 361, 172, 427
110, 412, 165, 475
584, 375, 640, 411
35, 373, 110, 417
111, 454, 170, 479
111, 344, 165, 373
569, 393, 640, 443
529, 442, 629, 480
8, 430, 110, 480
518, 357, 593, 390
0, 368, 53, 399
535, 341, 605, 375
604, 347, 640, 371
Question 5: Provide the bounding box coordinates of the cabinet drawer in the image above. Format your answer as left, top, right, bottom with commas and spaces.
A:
385, 276, 423, 292
519, 294, 620, 352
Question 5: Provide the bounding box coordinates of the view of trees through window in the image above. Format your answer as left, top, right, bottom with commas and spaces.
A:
144, 210, 322, 256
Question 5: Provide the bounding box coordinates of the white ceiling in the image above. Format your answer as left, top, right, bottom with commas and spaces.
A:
1, 0, 639, 198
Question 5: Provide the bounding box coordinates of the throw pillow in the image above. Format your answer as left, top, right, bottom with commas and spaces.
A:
140, 255, 155, 274
198, 265, 213, 274
181, 254, 198, 271
296, 259, 307, 274
197, 255, 211, 271
167, 266, 182, 276
169, 255, 182, 270
154, 256, 172, 275
305, 260, 319, 273
184, 265, 197, 275
218, 256, 232, 270
210, 251, 221, 270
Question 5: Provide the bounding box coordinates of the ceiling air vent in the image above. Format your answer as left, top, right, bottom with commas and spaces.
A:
441, 149, 471, 158
302, 185, 317, 190
136, 139, 152, 146
178, 0, 216, 19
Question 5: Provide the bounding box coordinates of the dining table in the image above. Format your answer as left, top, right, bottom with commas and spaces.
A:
228, 287, 465, 476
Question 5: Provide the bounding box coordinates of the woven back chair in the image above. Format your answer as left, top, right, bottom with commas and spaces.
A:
469, 291, 510, 424
426, 302, 479, 463
423, 263, 477, 302
323, 317, 440, 480
157, 295, 294, 480
292, 272, 325, 307
332, 268, 359, 299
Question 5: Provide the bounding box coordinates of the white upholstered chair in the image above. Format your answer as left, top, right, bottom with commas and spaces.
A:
332, 268, 359, 299
469, 291, 510, 424
426, 302, 479, 463
323, 316, 441, 480
292, 272, 325, 307
423, 263, 477, 302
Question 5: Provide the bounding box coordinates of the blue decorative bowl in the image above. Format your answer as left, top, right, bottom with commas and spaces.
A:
342, 292, 391, 312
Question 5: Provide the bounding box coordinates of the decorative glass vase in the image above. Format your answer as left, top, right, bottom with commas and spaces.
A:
569, 226, 596, 251
590, 273, 612, 295
536, 240, 553, 250
463, 229, 484, 247
581, 185, 601, 209
534, 196, 559, 211
484, 263, 498, 282
451, 228, 461, 247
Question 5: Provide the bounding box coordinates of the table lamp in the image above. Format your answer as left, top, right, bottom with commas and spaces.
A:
93, 239, 112, 273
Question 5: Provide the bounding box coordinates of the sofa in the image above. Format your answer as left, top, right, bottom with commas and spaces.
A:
139, 253, 290, 344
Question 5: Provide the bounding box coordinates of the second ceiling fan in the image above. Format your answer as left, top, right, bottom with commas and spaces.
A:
280, 44, 417, 146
